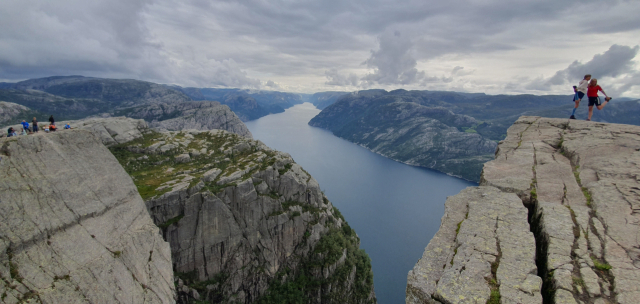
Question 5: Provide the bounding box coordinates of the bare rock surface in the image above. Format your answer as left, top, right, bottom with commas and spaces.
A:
407, 186, 541, 304
0, 101, 32, 126
408, 117, 640, 304
0, 130, 174, 303
124, 101, 252, 138
109, 129, 376, 303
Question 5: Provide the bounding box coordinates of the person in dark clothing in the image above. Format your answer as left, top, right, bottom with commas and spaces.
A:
49, 115, 55, 126
32, 117, 39, 132
7, 127, 17, 137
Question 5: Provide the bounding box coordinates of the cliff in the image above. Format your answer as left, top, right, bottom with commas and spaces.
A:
0, 130, 174, 303
108, 126, 376, 303
407, 117, 640, 304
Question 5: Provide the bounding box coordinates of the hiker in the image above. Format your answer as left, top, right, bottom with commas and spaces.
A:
64, 123, 71, 129
44, 125, 50, 132
49, 115, 55, 126
21, 120, 30, 132
32, 117, 39, 132
586, 78, 611, 121
570, 74, 591, 119
50, 124, 57, 132
7, 127, 17, 137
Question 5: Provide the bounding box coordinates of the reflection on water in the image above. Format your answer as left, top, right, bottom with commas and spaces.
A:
245, 103, 476, 304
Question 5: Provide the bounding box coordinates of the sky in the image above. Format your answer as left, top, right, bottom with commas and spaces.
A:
1, 0, 640, 97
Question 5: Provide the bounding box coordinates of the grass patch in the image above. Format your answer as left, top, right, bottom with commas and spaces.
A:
278, 163, 293, 175
456, 220, 463, 235
592, 257, 612, 271
486, 289, 501, 304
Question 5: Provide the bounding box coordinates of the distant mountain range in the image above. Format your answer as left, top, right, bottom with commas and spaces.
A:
309, 89, 640, 181
0, 76, 310, 123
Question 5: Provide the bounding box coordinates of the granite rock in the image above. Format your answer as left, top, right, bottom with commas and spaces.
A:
409, 117, 640, 304
0, 130, 174, 303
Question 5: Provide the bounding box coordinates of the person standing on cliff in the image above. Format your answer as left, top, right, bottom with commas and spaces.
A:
570, 74, 591, 119
49, 115, 55, 126
586, 78, 611, 121
32, 117, 39, 133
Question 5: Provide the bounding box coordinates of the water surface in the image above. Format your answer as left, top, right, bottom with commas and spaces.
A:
246, 103, 476, 304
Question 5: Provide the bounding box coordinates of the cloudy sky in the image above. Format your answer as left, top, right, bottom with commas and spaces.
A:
1, 0, 640, 97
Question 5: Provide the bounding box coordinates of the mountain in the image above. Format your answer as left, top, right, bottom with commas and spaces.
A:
306, 91, 350, 109
309, 89, 640, 182
0, 76, 192, 121
108, 122, 376, 303
171, 87, 305, 121
408, 117, 640, 304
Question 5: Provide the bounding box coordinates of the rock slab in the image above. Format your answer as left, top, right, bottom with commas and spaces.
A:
408, 117, 640, 304
0, 130, 174, 304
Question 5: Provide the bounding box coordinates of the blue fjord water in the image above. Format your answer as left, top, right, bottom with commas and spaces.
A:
245, 103, 476, 304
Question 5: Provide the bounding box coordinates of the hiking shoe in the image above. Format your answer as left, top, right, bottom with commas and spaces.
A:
570, 115, 576, 119
586, 119, 591, 121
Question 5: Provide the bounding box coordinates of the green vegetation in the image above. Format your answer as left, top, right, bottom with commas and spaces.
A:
158, 214, 184, 229
258, 224, 374, 304
175, 271, 228, 303
109, 130, 280, 201
486, 289, 501, 304
278, 163, 293, 175
592, 257, 612, 271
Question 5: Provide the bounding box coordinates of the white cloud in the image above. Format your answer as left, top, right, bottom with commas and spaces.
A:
325, 69, 360, 87
362, 31, 425, 85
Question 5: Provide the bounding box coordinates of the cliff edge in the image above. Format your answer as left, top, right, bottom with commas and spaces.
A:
0, 130, 174, 303
407, 117, 640, 304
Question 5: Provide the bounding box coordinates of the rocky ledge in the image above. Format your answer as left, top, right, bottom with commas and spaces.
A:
109, 127, 376, 303
0, 130, 174, 303
407, 117, 640, 304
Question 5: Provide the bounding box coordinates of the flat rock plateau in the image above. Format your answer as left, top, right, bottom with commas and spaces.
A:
407, 117, 640, 304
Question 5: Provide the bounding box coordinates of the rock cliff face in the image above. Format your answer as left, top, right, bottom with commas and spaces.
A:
109, 128, 376, 303
0, 130, 174, 303
407, 117, 640, 304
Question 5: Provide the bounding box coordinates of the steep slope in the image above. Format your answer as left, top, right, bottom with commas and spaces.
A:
109, 128, 376, 303
407, 117, 640, 304
310, 92, 496, 181
0, 130, 174, 303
